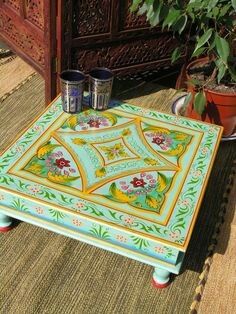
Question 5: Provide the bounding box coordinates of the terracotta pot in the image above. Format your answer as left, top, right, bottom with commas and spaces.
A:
184, 58, 236, 137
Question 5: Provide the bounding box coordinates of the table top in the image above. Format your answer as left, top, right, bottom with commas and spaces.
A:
0, 95, 223, 252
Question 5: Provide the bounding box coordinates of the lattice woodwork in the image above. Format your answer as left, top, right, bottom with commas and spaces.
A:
61, 0, 72, 70
71, 34, 179, 72
119, 0, 149, 30
72, 0, 111, 37
25, 0, 44, 29
0, 11, 44, 66
3, 0, 20, 11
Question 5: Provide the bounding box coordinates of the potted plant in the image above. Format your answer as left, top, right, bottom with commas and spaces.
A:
130, 0, 236, 136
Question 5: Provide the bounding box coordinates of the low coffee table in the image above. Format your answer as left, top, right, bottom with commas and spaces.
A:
0, 95, 222, 288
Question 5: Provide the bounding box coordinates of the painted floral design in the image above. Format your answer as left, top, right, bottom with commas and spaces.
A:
28, 185, 41, 195
116, 235, 127, 243
14, 146, 24, 154
87, 118, 103, 128
61, 110, 118, 131
169, 231, 180, 239
143, 124, 192, 157
130, 177, 147, 188
155, 246, 165, 254
101, 143, 129, 160
147, 132, 172, 150
55, 158, 70, 169
35, 207, 44, 214
69, 87, 80, 97
109, 171, 172, 213
72, 219, 83, 227
121, 173, 156, 195
24, 141, 79, 186
123, 215, 135, 226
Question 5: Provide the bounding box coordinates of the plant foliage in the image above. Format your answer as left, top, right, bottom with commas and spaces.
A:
131, 0, 236, 114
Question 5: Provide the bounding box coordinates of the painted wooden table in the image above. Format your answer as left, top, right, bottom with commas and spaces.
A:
0, 95, 223, 288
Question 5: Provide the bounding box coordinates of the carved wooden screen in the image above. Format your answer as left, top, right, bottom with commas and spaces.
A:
0, 0, 57, 102
58, 0, 184, 76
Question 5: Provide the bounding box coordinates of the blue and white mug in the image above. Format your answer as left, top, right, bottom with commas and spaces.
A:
60, 70, 85, 113
89, 67, 114, 110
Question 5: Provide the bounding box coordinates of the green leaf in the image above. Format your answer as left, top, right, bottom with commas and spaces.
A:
158, 4, 169, 23
193, 28, 213, 54
138, 3, 148, 15
218, 4, 231, 17
191, 47, 206, 58
171, 47, 181, 63
130, 0, 142, 12
187, 78, 202, 87
194, 91, 206, 115
212, 7, 219, 18
232, 0, 236, 10
215, 35, 230, 63
149, 2, 162, 26
162, 8, 181, 29
207, 0, 219, 12
172, 15, 188, 34
146, 4, 154, 20
228, 66, 236, 82
182, 92, 193, 109
215, 59, 227, 83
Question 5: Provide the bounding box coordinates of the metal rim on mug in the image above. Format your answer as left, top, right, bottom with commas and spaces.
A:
60, 69, 85, 84
89, 67, 114, 82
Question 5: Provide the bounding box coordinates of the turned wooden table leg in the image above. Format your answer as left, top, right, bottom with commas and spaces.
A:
0, 213, 13, 232
152, 267, 171, 288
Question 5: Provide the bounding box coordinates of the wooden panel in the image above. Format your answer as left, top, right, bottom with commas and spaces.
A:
24, 0, 44, 29
71, 34, 183, 73
72, 0, 112, 38
0, 0, 57, 104
3, 0, 20, 11
0, 8, 44, 72
119, 0, 149, 30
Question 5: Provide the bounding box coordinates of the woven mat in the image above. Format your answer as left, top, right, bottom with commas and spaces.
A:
198, 181, 236, 314
0, 73, 235, 314
0, 53, 35, 102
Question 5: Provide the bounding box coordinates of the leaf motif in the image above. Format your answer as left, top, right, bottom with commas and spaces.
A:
174, 133, 189, 141
95, 167, 106, 178
143, 126, 170, 134
145, 195, 159, 209
27, 163, 43, 174
68, 115, 79, 130
101, 112, 117, 126
162, 144, 184, 156
157, 173, 167, 192
72, 138, 86, 145
144, 158, 158, 166
122, 128, 132, 136
109, 183, 137, 203
47, 172, 80, 184
37, 143, 60, 159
